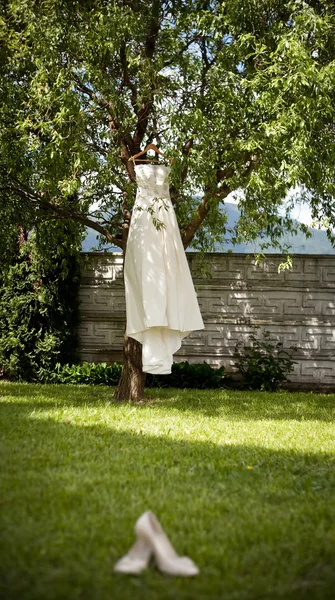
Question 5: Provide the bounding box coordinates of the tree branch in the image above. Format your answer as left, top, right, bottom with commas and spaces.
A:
144, 0, 161, 60
132, 0, 161, 149
170, 138, 193, 205
181, 184, 231, 249
181, 150, 261, 248
74, 77, 111, 111
1, 178, 123, 249
163, 35, 200, 67
200, 37, 213, 97
120, 42, 138, 113
75, 76, 123, 141
86, 142, 109, 156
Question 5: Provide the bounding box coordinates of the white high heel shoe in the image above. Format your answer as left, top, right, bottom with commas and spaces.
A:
135, 510, 199, 577
114, 537, 152, 575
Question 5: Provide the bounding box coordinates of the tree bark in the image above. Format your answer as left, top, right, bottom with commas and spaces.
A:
17, 226, 28, 248
114, 333, 146, 401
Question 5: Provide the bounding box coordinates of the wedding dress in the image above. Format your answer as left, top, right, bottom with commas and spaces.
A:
124, 163, 204, 374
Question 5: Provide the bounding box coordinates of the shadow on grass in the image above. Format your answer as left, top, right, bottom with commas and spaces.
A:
1, 382, 335, 421
0, 396, 335, 600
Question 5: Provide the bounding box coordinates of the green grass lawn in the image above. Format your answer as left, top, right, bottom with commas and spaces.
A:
0, 383, 335, 600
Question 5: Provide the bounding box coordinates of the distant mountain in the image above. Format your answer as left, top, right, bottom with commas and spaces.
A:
82, 202, 335, 254
213, 202, 335, 254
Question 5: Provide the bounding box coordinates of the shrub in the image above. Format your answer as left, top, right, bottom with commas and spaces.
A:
42, 362, 122, 385
146, 361, 226, 389
40, 360, 225, 389
0, 221, 82, 381
234, 326, 297, 391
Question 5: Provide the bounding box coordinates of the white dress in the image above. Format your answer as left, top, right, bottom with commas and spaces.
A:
124, 163, 204, 374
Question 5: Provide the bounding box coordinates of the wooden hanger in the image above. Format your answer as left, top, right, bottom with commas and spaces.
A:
128, 143, 173, 164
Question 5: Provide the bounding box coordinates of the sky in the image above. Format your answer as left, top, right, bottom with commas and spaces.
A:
227, 189, 324, 229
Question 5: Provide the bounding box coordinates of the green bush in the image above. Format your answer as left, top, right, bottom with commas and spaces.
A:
0, 221, 82, 381
234, 326, 297, 391
41, 360, 225, 389
146, 361, 226, 389
43, 362, 122, 385
0, 249, 63, 380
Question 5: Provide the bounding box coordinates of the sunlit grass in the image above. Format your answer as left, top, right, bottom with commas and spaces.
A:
1, 383, 335, 600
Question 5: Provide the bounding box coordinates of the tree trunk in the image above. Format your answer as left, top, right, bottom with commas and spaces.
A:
114, 333, 146, 401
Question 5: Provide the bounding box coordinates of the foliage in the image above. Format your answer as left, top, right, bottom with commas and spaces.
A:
43, 361, 123, 386
1, 1, 335, 258
0, 220, 83, 381
146, 360, 226, 389
2, 0, 335, 398
234, 326, 297, 391
35, 360, 225, 389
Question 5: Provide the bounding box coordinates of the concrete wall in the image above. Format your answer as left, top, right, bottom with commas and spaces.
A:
79, 253, 335, 390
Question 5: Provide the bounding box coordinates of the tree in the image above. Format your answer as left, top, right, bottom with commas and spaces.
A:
1, 0, 335, 399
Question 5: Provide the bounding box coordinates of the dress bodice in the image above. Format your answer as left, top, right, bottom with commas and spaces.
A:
135, 164, 170, 200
